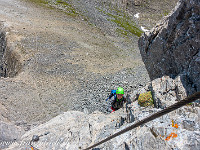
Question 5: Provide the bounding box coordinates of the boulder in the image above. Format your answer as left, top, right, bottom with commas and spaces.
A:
0, 121, 25, 149
152, 75, 188, 108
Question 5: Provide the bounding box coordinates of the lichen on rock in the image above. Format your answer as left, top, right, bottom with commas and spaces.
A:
138, 91, 154, 107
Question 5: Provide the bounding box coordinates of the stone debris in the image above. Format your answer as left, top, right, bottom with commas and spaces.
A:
1, 0, 199, 150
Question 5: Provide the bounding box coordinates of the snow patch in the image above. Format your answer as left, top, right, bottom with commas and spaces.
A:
141, 26, 149, 32
134, 13, 140, 18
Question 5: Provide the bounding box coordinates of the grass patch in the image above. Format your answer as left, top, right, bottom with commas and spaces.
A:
55, 0, 79, 17
98, 8, 143, 37
110, 15, 143, 37
163, 10, 170, 16
25, 0, 79, 17
116, 28, 129, 37
26, 0, 48, 5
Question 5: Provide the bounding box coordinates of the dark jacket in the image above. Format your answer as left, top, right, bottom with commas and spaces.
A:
111, 96, 126, 110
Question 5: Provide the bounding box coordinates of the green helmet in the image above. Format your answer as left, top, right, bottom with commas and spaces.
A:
116, 87, 124, 94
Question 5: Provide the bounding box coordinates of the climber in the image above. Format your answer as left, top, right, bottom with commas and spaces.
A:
106, 87, 126, 112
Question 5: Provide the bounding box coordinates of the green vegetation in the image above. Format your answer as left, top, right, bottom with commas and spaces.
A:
116, 28, 129, 37
25, 0, 79, 17
163, 10, 170, 16
138, 91, 154, 107
98, 8, 143, 37
26, 0, 48, 5
55, 0, 79, 17
110, 14, 143, 37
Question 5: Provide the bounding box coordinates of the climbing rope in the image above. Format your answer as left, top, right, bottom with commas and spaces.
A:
83, 91, 200, 150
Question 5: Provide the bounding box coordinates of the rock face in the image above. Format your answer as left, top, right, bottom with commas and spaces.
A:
5, 101, 200, 150
2, 0, 200, 150
139, 0, 200, 93
0, 23, 21, 78
152, 75, 188, 108
0, 121, 25, 149
4, 76, 200, 150
0, 24, 6, 77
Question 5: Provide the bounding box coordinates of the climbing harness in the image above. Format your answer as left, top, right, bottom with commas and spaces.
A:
83, 91, 200, 150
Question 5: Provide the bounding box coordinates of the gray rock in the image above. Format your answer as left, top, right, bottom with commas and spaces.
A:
0, 121, 25, 149
152, 76, 174, 108
1, 0, 200, 150
6, 104, 200, 150
182, 120, 196, 131
0, 24, 6, 77
139, 0, 200, 94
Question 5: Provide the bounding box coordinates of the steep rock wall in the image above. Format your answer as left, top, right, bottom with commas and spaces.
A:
0, 24, 6, 77
0, 24, 21, 78
139, 0, 200, 93
6, 103, 200, 150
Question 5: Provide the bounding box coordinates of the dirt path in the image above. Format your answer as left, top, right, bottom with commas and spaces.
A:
0, 0, 149, 127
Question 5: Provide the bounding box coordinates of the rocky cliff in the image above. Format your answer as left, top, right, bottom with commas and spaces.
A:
139, 0, 200, 94
0, 24, 6, 77
0, 24, 21, 78
5, 92, 200, 150
3, 0, 200, 150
